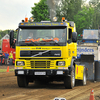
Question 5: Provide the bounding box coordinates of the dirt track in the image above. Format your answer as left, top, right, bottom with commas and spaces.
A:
0, 66, 100, 100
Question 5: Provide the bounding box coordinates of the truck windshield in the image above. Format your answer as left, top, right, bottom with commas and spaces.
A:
83, 30, 98, 39
17, 28, 67, 46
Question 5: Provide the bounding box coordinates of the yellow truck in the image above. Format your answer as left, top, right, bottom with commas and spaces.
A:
10, 17, 86, 89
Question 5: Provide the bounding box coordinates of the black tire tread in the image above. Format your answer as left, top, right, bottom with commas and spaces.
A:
64, 66, 75, 89
17, 76, 28, 87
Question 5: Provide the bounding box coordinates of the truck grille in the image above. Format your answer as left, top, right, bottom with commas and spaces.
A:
31, 61, 50, 68
20, 50, 61, 57
26, 60, 54, 69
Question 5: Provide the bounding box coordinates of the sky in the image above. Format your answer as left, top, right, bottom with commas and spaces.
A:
0, 0, 40, 30
0, 0, 90, 31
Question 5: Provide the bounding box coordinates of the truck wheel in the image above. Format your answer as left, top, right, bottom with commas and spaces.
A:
80, 68, 86, 86
64, 66, 75, 89
17, 76, 28, 87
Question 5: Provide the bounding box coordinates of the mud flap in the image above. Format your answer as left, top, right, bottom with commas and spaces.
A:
75, 64, 84, 80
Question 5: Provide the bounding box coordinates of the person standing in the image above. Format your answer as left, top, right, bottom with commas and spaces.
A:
4, 51, 9, 65
0, 52, 3, 65
9, 51, 13, 65
0, 51, 5, 65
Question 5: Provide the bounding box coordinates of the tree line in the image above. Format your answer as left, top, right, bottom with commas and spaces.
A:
0, 0, 100, 40
31, 0, 100, 37
0, 30, 17, 40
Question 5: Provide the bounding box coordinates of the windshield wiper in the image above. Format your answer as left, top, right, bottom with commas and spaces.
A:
49, 40, 60, 46
50, 40, 60, 46
27, 41, 38, 46
18, 41, 38, 46
18, 41, 27, 46
40, 39, 60, 46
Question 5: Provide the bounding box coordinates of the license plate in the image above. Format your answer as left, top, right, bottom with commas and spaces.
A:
34, 72, 46, 75
57, 71, 63, 75
18, 71, 24, 74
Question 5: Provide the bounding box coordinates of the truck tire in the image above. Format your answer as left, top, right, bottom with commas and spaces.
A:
64, 66, 75, 89
17, 76, 28, 87
80, 68, 86, 86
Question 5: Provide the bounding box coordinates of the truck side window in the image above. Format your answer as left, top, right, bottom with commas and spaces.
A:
68, 28, 72, 43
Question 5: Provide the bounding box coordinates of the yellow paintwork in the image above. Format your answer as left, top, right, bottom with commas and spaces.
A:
75, 64, 84, 80
15, 52, 71, 69
15, 21, 77, 70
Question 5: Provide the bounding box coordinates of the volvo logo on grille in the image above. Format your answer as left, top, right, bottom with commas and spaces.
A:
31, 50, 50, 57
38, 52, 43, 55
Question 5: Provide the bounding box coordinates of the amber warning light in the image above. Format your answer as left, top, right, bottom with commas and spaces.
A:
62, 17, 65, 22
25, 17, 28, 22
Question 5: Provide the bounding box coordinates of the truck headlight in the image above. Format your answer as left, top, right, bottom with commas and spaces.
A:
16, 61, 25, 66
57, 61, 65, 66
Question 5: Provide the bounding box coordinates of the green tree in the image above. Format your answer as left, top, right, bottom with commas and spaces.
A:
89, 0, 100, 29
74, 6, 94, 34
31, 0, 50, 22
56, 0, 83, 22
14, 31, 17, 39
0, 30, 17, 40
0, 30, 9, 39
0, 40, 2, 46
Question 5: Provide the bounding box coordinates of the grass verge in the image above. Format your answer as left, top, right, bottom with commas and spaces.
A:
0, 69, 14, 72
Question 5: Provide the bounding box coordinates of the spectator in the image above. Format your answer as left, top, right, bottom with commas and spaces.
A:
9, 51, 13, 65
4, 51, 9, 65
2, 51, 5, 58
0, 52, 3, 65
0, 51, 5, 65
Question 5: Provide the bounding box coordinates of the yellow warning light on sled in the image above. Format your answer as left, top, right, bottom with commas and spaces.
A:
61, 23, 63, 25
21, 23, 24, 25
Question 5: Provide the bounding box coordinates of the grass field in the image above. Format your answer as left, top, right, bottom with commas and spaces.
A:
0, 69, 14, 72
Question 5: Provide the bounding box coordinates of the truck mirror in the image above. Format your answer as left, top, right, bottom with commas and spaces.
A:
16, 28, 19, 32
10, 30, 14, 47
72, 32, 77, 42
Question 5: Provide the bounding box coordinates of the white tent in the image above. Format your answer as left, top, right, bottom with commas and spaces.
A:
1, 34, 9, 41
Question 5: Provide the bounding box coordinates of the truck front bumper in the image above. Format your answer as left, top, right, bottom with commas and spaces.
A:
15, 69, 70, 76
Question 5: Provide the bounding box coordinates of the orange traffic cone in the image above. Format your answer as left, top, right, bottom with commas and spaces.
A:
89, 89, 94, 100
6, 66, 9, 72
